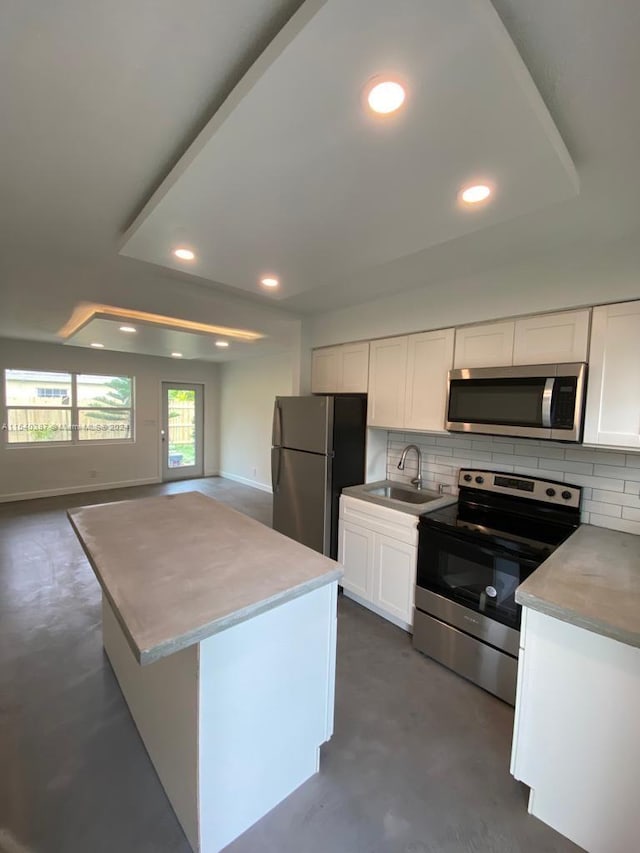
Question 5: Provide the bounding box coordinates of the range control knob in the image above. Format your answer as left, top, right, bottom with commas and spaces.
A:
546, 488, 556, 497
475, 476, 484, 484
561, 490, 573, 500
463, 474, 473, 482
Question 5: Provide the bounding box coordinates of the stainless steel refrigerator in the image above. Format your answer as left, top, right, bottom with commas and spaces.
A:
271, 395, 367, 559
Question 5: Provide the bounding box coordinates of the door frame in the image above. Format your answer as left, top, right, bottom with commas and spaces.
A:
161, 382, 204, 482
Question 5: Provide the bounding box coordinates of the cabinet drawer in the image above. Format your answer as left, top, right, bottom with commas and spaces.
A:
339, 495, 419, 545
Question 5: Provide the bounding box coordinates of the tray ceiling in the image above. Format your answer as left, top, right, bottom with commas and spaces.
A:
120, 0, 578, 302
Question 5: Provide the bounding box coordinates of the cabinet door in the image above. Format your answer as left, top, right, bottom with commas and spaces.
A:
311, 347, 342, 393
367, 336, 408, 428
341, 343, 369, 393
338, 521, 373, 600
453, 321, 515, 368
404, 328, 455, 431
584, 302, 640, 447
373, 534, 416, 626
510, 609, 640, 853
513, 309, 590, 365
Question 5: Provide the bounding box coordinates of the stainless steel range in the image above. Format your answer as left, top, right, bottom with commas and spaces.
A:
413, 469, 581, 704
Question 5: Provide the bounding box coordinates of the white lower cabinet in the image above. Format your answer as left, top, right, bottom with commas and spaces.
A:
373, 536, 416, 625
339, 521, 373, 600
338, 495, 418, 631
511, 607, 640, 853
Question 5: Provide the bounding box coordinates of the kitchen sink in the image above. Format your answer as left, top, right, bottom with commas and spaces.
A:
365, 485, 440, 504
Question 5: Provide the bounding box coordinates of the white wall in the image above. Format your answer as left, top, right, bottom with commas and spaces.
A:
386, 430, 640, 535
219, 352, 297, 491
306, 234, 640, 348
0, 338, 220, 501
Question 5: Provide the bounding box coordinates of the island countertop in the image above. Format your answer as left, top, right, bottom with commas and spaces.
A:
516, 524, 640, 648
68, 491, 342, 665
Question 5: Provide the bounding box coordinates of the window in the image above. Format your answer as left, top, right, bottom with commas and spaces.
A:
3, 370, 133, 445
37, 387, 69, 399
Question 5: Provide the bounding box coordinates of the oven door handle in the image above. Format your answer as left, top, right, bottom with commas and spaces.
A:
422, 525, 543, 565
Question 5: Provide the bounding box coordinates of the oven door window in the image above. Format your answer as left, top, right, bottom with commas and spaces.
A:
417, 528, 539, 630
448, 377, 547, 427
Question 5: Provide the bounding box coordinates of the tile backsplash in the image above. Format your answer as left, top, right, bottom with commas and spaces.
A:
386, 431, 640, 535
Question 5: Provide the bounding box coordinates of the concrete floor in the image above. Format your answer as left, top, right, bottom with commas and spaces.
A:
0, 477, 580, 853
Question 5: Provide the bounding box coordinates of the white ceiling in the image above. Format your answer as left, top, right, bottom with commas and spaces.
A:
1, 0, 639, 356
120, 0, 578, 301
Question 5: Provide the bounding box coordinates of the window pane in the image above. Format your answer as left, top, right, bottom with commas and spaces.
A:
5, 409, 72, 443
76, 375, 132, 408
77, 409, 132, 440
167, 388, 196, 468
5, 370, 71, 407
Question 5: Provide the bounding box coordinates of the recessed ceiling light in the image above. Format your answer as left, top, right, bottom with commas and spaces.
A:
173, 248, 195, 261
171, 352, 183, 358
460, 184, 492, 204
366, 79, 406, 115
90, 342, 104, 348
260, 276, 279, 288
119, 325, 136, 333
215, 341, 229, 348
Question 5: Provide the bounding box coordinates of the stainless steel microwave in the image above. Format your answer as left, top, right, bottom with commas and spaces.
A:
446, 362, 587, 441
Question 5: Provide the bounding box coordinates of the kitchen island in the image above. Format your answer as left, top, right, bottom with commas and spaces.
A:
68, 491, 342, 853
511, 524, 640, 853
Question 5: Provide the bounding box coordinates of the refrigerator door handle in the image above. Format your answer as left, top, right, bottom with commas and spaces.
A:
272, 400, 283, 447
271, 447, 282, 493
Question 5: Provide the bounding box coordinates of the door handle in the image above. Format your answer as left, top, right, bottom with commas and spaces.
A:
272, 400, 283, 446
271, 447, 282, 493
542, 378, 555, 428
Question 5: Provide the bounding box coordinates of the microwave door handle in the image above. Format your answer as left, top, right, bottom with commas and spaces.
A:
542, 378, 555, 428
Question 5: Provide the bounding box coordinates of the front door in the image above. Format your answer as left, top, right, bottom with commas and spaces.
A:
161, 383, 204, 481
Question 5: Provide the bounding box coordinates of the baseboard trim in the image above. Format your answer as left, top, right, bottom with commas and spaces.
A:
0, 477, 161, 504
218, 471, 272, 494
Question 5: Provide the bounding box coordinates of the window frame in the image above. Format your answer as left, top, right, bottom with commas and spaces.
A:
2, 369, 135, 448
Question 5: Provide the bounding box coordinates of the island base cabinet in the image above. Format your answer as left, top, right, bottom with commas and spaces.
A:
511, 608, 640, 853
102, 583, 338, 853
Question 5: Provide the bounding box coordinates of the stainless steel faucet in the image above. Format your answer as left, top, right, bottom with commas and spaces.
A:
397, 444, 423, 489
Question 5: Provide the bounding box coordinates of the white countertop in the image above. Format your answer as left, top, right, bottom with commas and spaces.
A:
68, 491, 342, 665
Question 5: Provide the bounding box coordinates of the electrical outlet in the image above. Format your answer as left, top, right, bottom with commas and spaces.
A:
89, 469, 98, 479
252, 467, 257, 478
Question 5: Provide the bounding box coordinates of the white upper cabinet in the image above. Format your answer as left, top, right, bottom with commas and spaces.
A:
367, 336, 408, 427
311, 343, 369, 394
513, 309, 590, 365
368, 329, 454, 431
455, 310, 590, 369
404, 329, 455, 431
584, 301, 640, 448
340, 343, 370, 392
454, 321, 515, 368
311, 346, 341, 393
